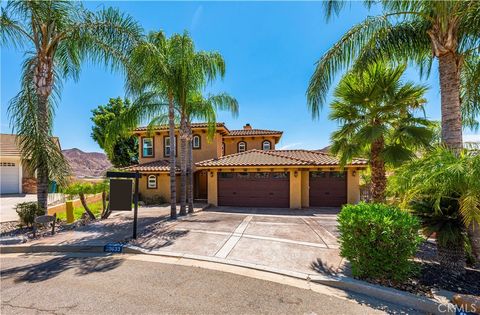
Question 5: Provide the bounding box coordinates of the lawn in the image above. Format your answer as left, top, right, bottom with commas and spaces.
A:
56, 201, 103, 221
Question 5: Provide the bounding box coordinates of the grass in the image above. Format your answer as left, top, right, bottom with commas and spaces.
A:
56, 201, 104, 221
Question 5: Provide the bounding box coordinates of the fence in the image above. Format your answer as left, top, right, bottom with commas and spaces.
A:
47, 193, 103, 216
47, 193, 66, 206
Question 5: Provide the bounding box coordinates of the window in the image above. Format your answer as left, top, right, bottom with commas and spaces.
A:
272, 172, 288, 179
147, 175, 157, 189
142, 138, 153, 157
222, 142, 225, 156
237, 141, 246, 153
237, 172, 250, 179
254, 172, 270, 179
262, 140, 271, 151
192, 135, 201, 149
164, 136, 176, 157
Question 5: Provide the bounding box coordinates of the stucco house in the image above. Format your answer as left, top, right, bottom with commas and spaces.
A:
125, 123, 367, 208
0, 134, 57, 194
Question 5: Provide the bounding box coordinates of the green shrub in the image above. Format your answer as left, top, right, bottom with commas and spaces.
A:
338, 203, 421, 282
140, 195, 166, 206
15, 202, 44, 227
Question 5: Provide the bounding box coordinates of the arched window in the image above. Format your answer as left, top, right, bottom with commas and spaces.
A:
192, 134, 201, 149
147, 175, 157, 189
237, 141, 247, 153
262, 140, 271, 151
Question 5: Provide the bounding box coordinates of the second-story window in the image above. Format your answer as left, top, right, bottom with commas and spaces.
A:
142, 138, 153, 157
164, 136, 176, 157
238, 141, 246, 153
222, 142, 225, 156
192, 135, 201, 149
262, 140, 271, 151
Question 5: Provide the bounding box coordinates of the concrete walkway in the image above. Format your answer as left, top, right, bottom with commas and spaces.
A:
14, 204, 206, 247
0, 194, 37, 222
131, 207, 344, 276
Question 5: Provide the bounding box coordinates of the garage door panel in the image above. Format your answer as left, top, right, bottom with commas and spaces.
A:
218, 172, 289, 208
309, 171, 346, 207
1, 161, 20, 194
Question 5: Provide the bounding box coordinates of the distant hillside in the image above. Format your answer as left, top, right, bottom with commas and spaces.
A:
62, 148, 112, 178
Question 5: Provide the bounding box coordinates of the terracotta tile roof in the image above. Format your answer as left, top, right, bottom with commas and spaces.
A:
134, 122, 228, 132
0, 134, 21, 157
123, 160, 180, 172
269, 150, 368, 166
1, 134, 61, 157
225, 129, 283, 137
196, 149, 367, 168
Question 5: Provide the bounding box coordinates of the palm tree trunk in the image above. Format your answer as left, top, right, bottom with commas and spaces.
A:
370, 136, 386, 203
34, 57, 54, 214
168, 95, 177, 219
438, 53, 463, 150
79, 193, 96, 220
179, 116, 187, 216
437, 239, 466, 277
467, 221, 480, 267
187, 123, 194, 213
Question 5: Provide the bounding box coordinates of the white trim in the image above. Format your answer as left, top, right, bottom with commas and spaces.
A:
18, 159, 23, 193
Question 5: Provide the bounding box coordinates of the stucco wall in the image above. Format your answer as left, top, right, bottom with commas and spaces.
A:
137, 131, 222, 165
222, 136, 278, 156
289, 170, 302, 209
347, 168, 360, 204
207, 170, 218, 206
138, 173, 181, 202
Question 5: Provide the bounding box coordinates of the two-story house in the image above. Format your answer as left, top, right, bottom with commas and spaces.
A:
125, 123, 367, 209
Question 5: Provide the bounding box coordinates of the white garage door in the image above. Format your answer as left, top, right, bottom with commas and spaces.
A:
1, 162, 20, 194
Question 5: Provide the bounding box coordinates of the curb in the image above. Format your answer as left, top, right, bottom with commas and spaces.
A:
125, 245, 445, 314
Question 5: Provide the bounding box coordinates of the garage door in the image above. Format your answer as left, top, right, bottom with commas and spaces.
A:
218, 172, 289, 207
1, 162, 20, 194
309, 171, 346, 207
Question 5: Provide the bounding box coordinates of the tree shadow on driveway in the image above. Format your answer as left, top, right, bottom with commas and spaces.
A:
1, 255, 123, 283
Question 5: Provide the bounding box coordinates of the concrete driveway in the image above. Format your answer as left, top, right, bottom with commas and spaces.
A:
133, 207, 343, 276
0, 194, 37, 222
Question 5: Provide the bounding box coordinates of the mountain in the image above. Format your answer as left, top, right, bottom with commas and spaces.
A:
62, 148, 112, 178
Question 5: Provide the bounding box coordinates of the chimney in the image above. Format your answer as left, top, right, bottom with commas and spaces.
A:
243, 123, 252, 130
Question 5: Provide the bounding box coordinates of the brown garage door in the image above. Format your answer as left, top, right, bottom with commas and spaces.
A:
309, 171, 347, 207
218, 172, 289, 207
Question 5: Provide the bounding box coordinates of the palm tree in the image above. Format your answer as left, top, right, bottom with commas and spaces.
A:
184, 92, 238, 213
329, 63, 433, 202
390, 147, 480, 271
308, 0, 480, 150
1, 1, 142, 212
110, 31, 231, 219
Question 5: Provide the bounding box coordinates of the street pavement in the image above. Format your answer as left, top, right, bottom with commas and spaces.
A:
0, 194, 37, 222
1, 253, 413, 314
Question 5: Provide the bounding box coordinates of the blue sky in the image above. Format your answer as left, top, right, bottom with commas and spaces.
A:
1, 1, 478, 153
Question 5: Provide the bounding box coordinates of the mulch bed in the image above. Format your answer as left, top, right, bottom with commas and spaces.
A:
0, 216, 96, 241
361, 241, 480, 297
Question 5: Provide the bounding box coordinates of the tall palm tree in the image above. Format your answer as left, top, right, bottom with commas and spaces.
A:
1, 1, 142, 212
329, 63, 434, 202
308, 0, 480, 150
184, 92, 238, 213
110, 31, 231, 219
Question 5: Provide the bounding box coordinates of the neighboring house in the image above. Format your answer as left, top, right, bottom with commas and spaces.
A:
0, 134, 60, 195
125, 123, 367, 208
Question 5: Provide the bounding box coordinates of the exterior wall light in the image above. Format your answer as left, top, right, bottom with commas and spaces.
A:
352, 170, 357, 177
294, 170, 298, 177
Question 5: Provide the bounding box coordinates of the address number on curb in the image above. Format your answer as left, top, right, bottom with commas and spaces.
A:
104, 243, 124, 253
